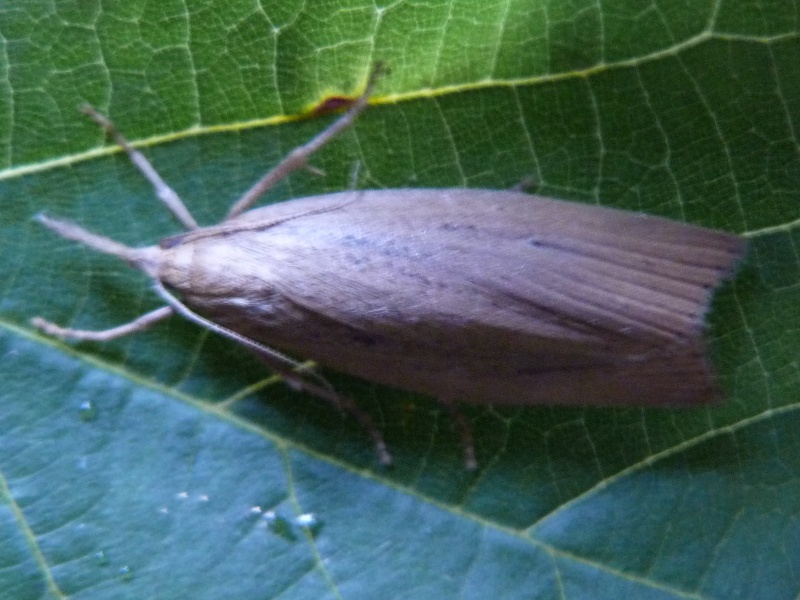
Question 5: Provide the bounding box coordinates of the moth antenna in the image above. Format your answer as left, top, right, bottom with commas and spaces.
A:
81, 104, 199, 230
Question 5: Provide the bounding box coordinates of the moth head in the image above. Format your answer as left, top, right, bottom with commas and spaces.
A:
156, 234, 278, 308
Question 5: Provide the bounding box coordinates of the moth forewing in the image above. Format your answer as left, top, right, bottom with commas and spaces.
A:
152, 188, 745, 409
32, 68, 747, 467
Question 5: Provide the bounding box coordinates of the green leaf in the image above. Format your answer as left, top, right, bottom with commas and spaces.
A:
1, 1, 798, 598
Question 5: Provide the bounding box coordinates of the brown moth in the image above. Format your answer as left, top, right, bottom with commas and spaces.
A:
33, 68, 747, 468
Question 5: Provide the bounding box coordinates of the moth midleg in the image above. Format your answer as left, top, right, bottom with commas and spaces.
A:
81, 105, 199, 230
225, 64, 385, 219
151, 282, 333, 391
152, 282, 392, 464
439, 398, 478, 470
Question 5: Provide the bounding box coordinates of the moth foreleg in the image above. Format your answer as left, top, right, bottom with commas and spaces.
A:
225, 64, 386, 220
32, 214, 175, 341
81, 105, 199, 231
31, 306, 173, 342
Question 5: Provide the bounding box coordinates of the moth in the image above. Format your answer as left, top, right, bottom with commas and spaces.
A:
33, 68, 747, 468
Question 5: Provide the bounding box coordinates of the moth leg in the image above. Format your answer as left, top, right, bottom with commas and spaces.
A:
225, 64, 385, 220
150, 281, 392, 465
439, 398, 478, 470
32, 215, 176, 340
347, 161, 362, 190
510, 176, 538, 193
152, 281, 331, 388
81, 105, 199, 230
281, 373, 392, 466
31, 306, 173, 342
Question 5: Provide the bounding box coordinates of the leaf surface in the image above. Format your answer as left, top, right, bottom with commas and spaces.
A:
1, 1, 798, 598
